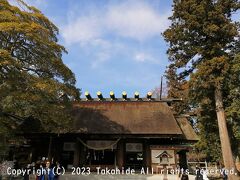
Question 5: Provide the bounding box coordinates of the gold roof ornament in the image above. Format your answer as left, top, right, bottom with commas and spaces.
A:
134, 91, 139, 100
110, 91, 115, 100
147, 91, 152, 100
85, 91, 92, 100
97, 91, 103, 100
122, 91, 127, 100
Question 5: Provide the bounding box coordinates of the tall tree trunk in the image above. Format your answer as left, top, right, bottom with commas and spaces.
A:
215, 84, 238, 180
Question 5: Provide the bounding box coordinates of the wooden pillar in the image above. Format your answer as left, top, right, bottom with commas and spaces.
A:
116, 139, 124, 168
73, 140, 80, 167
178, 150, 188, 170
30, 142, 37, 162
144, 140, 151, 169
47, 136, 53, 161
49, 136, 61, 163
79, 139, 86, 166
53, 137, 62, 163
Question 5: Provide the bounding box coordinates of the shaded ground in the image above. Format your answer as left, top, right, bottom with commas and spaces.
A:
59, 173, 196, 180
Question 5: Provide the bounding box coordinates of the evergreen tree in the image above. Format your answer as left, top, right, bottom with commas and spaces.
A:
225, 53, 240, 155
163, 0, 239, 179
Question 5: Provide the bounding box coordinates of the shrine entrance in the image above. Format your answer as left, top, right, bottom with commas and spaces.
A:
125, 143, 144, 170
86, 149, 116, 166
77, 139, 120, 169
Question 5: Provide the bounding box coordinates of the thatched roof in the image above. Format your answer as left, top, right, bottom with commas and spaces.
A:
72, 101, 198, 141
176, 117, 199, 141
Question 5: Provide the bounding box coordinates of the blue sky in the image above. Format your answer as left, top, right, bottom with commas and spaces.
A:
13, 0, 172, 98
9, 0, 239, 98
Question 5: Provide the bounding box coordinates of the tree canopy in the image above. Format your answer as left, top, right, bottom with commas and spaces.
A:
0, 0, 80, 137
163, 0, 239, 177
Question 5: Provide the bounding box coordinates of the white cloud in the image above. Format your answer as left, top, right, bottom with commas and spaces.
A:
60, 1, 169, 69
106, 2, 170, 41
135, 53, 149, 62
61, 1, 170, 45
89, 39, 125, 69
62, 16, 103, 45
134, 52, 160, 64
91, 51, 111, 68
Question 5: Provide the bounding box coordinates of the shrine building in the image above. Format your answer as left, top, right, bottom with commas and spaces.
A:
15, 91, 198, 173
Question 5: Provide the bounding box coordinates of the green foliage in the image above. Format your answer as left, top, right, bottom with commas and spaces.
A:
164, 0, 240, 161
0, 0, 80, 135
194, 100, 222, 161
225, 54, 240, 151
